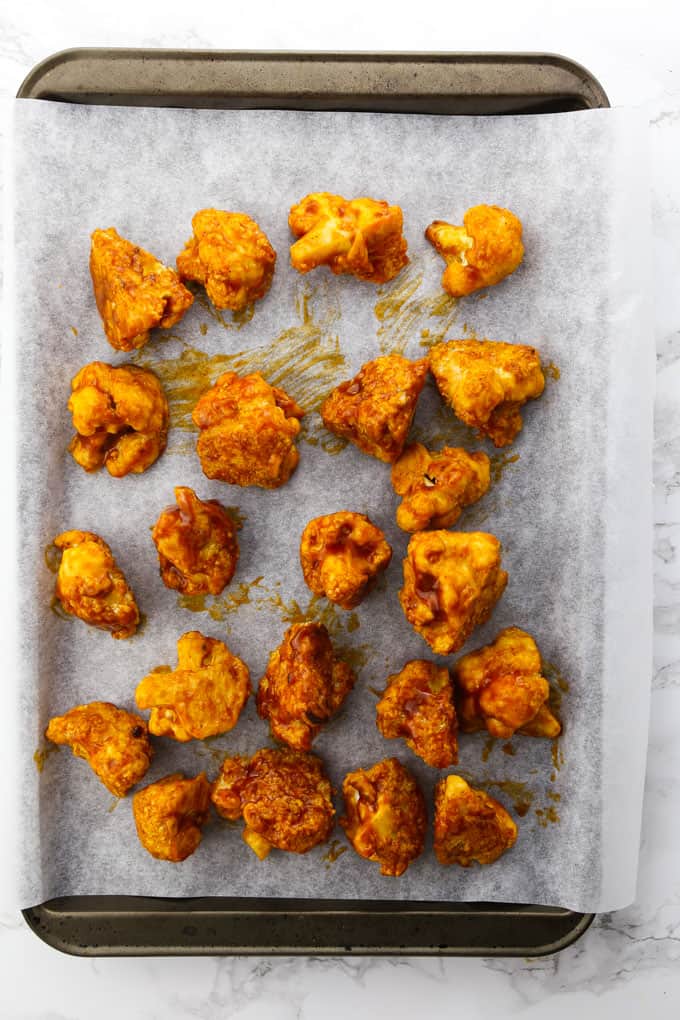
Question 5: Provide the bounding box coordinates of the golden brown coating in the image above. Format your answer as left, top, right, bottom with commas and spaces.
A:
135, 631, 251, 742
399, 530, 507, 655
45, 701, 153, 797
257, 622, 355, 750
133, 772, 212, 862
151, 486, 239, 596
68, 361, 169, 477
340, 758, 426, 877
454, 627, 562, 740
192, 371, 304, 488
53, 530, 140, 639
429, 339, 545, 448
391, 443, 491, 532
211, 748, 334, 859
376, 660, 458, 769
425, 204, 524, 297
299, 511, 392, 610
289, 192, 408, 283
320, 355, 428, 463
90, 227, 194, 352
433, 774, 518, 867
176, 208, 276, 311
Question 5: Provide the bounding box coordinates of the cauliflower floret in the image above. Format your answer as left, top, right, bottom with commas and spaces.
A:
299, 511, 392, 609
90, 227, 193, 351
45, 701, 153, 797
425, 204, 524, 297
68, 361, 169, 477
434, 774, 518, 867
211, 748, 334, 858
135, 631, 251, 742
53, 530, 140, 639
176, 208, 276, 311
429, 338, 545, 448
376, 660, 458, 768
151, 486, 239, 595
399, 530, 507, 655
192, 371, 304, 488
133, 773, 212, 862
289, 192, 408, 283
256, 622, 355, 750
391, 442, 491, 532
320, 354, 428, 463
340, 757, 426, 877
454, 627, 562, 739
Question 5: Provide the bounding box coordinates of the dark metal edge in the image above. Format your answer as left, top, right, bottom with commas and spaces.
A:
16, 47, 603, 957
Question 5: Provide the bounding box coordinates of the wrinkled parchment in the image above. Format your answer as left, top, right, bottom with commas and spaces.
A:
3, 101, 652, 912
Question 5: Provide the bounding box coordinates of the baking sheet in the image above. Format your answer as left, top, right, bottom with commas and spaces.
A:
4, 100, 652, 913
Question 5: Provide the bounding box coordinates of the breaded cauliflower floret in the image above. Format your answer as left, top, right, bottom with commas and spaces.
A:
299, 511, 392, 609
90, 227, 194, 352
391, 442, 491, 532
321, 354, 428, 463
340, 757, 426, 877
135, 631, 251, 742
192, 371, 304, 488
434, 774, 518, 867
425, 204, 524, 297
53, 530, 140, 639
133, 773, 212, 862
45, 701, 153, 797
256, 622, 355, 750
68, 361, 169, 477
176, 208, 276, 311
151, 486, 239, 595
454, 627, 562, 739
289, 192, 408, 283
211, 748, 334, 859
399, 530, 507, 655
429, 338, 545, 448
376, 660, 458, 768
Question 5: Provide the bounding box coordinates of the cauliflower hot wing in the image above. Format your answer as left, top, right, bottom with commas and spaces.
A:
454, 627, 561, 739
53, 530, 140, 639
211, 748, 334, 858
376, 660, 458, 768
45, 701, 153, 797
257, 622, 355, 750
391, 442, 491, 532
151, 486, 239, 595
193, 371, 304, 488
289, 192, 408, 283
299, 511, 392, 609
320, 354, 428, 463
90, 227, 194, 352
135, 631, 251, 742
434, 774, 517, 867
133, 772, 211, 862
340, 758, 426, 877
429, 339, 545, 448
425, 204, 524, 297
399, 530, 507, 655
68, 361, 169, 477
176, 208, 276, 311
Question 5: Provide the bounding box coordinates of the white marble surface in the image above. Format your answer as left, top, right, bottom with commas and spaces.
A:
1, 1, 679, 1016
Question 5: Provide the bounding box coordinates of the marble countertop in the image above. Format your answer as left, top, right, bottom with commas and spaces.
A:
1, 1, 679, 1016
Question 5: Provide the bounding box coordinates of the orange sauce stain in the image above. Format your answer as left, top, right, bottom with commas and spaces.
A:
375, 258, 460, 355
484, 779, 533, 818
107, 798, 120, 813
49, 595, 70, 621
177, 576, 266, 621
322, 839, 348, 866
70, 325, 78, 337
535, 805, 560, 827
368, 686, 384, 699
44, 543, 62, 574
551, 739, 565, 773
546, 361, 561, 381
489, 452, 520, 485
224, 506, 247, 530
481, 735, 496, 762
502, 743, 516, 756
199, 323, 208, 336
33, 744, 60, 773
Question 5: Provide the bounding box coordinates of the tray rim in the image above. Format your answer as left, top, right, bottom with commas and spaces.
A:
17, 45, 605, 958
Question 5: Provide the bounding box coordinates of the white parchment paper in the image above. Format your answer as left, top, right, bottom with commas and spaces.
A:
5, 100, 652, 913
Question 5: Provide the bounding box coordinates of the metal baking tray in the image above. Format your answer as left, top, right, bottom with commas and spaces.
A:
17, 48, 606, 957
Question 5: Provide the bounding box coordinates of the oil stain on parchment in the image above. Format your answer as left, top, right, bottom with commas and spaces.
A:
33, 744, 60, 773
375, 258, 460, 356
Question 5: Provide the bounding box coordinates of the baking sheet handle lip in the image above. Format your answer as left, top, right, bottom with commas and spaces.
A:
22, 900, 595, 959
16, 46, 610, 111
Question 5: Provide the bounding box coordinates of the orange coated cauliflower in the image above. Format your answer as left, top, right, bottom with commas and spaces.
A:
53, 530, 140, 639
375, 660, 458, 769
425, 204, 524, 297
133, 773, 212, 862
434, 774, 518, 867
299, 511, 392, 609
391, 442, 490, 532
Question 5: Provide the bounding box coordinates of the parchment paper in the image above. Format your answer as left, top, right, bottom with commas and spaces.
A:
3, 100, 652, 913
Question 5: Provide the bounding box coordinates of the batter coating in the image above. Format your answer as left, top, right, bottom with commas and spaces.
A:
53, 530, 140, 639
376, 660, 458, 768
391, 442, 491, 532
133, 772, 211, 862
425, 204, 524, 297
300, 511, 392, 609
434, 774, 517, 867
